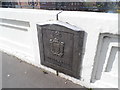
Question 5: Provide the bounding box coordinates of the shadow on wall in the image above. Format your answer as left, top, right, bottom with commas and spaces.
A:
91, 33, 119, 87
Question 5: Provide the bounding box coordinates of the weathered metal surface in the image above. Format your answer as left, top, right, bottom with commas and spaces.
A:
37, 23, 85, 79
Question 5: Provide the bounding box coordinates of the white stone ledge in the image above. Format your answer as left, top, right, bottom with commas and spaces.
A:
0, 8, 119, 88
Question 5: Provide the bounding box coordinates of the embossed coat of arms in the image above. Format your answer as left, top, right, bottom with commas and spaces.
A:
49, 31, 64, 57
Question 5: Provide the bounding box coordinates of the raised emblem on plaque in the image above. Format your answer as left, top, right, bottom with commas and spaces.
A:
37, 21, 85, 79
49, 31, 64, 57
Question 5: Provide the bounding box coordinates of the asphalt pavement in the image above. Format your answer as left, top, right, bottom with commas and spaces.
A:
1, 52, 87, 88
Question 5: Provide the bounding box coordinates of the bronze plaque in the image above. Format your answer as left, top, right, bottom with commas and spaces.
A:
37, 24, 84, 79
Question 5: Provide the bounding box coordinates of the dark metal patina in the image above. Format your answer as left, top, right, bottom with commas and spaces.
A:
37, 24, 85, 79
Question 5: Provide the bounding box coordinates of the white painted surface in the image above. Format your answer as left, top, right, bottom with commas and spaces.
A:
91, 35, 119, 88
0, 8, 60, 74
37, 20, 82, 31
0, 8, 119, 89
0, 52, 2, 90
59, 11, 119, 88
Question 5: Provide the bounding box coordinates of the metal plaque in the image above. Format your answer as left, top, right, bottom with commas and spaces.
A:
37, 23, 85, 79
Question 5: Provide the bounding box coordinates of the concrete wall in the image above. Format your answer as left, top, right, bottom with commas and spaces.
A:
0, 8, 119, 89
58, 11, 119, 88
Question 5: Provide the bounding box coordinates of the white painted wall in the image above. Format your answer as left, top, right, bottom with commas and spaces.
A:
0, 8, 119, 89
0, 51, 2, 90
58, 11, 118, 88
0, 8, 60, 73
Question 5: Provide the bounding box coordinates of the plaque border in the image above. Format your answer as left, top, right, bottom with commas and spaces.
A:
37, 24, 85, 79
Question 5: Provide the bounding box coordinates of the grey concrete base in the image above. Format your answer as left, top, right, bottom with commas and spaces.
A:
2, 52, 86, 88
